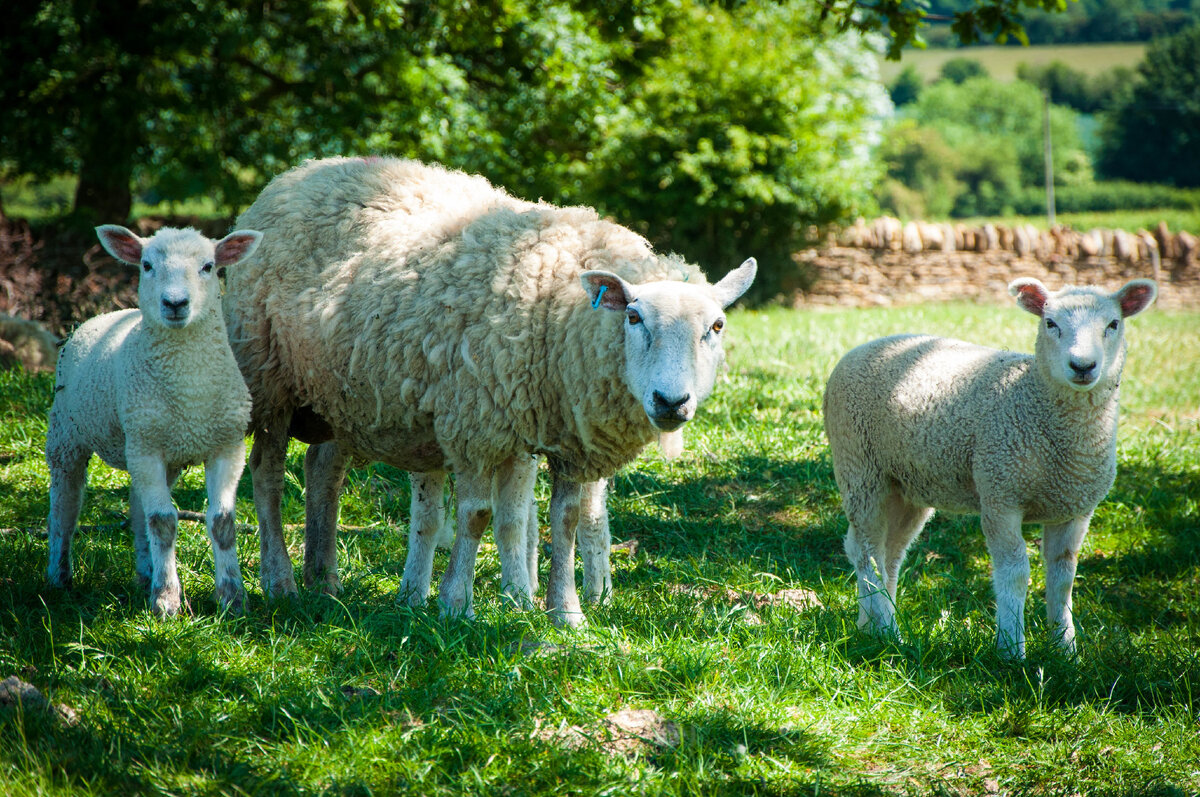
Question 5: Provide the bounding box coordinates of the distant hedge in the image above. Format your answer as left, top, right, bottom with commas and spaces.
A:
1007, 181, 1200, 217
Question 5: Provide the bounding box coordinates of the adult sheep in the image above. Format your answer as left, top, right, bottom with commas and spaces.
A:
46, 225, 262, 616
225, 157, 755, 626
823, 277, 1156, 658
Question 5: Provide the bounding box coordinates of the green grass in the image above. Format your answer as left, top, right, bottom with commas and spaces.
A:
957, 209, 1200, 234
2, 303, 1199, 795
878, 43, 1147, 84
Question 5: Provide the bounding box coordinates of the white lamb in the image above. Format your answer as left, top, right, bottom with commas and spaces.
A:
46, 225, 262, 616
823, 277, 1157, 658
225, 156, 755, 626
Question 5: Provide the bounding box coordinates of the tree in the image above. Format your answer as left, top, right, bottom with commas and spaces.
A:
1098, 23, 1200, 187
938, 57, 988, 84
889, 65, 925, 107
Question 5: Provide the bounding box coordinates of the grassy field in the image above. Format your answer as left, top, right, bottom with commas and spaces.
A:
1, 302, 1198, 795
878, 43, 1147, 83
959, 209, 1200, 234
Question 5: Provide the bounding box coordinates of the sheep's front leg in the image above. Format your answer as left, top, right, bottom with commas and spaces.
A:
131, 465, 181, 588
205, 442, 247, 613
1042, 515, 1091, 654
46, 447, 89, 589
303, 441, 347, 595
249, 420, 298, 598
982, 507, 1030, 660
579, 478, 611, 604
128, 453, 185, 617
399, 470, 447, 606
546, 474, 585, 628
492, 456, 537, 609
437, 472, 492, 619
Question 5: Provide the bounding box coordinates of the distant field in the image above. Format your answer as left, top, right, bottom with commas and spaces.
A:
957, 209, 1200, 234
879, 43, 1146, 83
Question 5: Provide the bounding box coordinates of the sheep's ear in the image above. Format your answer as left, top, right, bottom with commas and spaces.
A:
1114, 279, 1156, 318
1009, 278, 1049, 317
581, 270, 636, 311
95, 225, 145, 266
712, 258, 757, 308
215, 230, 263, 267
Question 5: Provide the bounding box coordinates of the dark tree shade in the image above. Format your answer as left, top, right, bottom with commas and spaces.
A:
1098, 24, 1200, 187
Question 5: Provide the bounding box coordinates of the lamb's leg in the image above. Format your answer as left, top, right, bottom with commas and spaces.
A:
842, 478, 897, 637
249, 420, 298, 597
492, 456, 537, 608
205, 441, 247, 613
982, 507, 1030, 660
303, 441, 347, 595
399, 470, 447, 606
546, 474, 585, 628
128, 453, 185, 617
579, 478, 611, 604
882, 493, 934, 605
525, 491, 540, 594
46, 448, 89, 589
132, 465, 180, 587
437, 471, 492, 619
1042, 515, 1091, 655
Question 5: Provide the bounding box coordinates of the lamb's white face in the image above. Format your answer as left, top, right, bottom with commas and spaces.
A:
582, 258, 756, 431
96, 225, 262, 330
1010, 277, 1157, 392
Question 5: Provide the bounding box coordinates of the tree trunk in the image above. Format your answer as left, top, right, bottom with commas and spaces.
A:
70, 58, 140, 226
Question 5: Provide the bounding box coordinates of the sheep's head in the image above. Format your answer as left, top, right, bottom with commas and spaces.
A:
1009, 277, 1156, 392
96, 225, 262, 329
581, 258, 756, 431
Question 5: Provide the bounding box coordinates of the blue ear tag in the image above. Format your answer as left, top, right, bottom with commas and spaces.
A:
592, 284, 608, 309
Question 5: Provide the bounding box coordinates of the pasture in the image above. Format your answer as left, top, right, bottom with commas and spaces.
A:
877, 43, 1147, 83
1, 301, 1198, 795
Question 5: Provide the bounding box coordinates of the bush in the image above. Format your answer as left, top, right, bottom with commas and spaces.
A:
938, 57, 988, 84
1016, 61, 1135, 114
877, 121, 964, 218
889, 64, 924, 107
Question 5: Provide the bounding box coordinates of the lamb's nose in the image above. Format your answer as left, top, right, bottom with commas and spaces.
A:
1069, 360, 1096, 377
162, 297, 188, 313
652, 391, 690, 415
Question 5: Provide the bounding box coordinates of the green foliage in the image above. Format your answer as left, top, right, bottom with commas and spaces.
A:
877, 120, 964, 218
924, 0, 1200, 45
1016, 60, 1136, 114
2, 304, 1199, 794
937, 56, 989, 83
587, 2, 888, 300
889, 63, 925, 106
1099, 23, 1200, 187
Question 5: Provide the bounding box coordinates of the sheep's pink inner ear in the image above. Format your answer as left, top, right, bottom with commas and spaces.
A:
581, 272, 632, 311
1011, 282, 1047, 317
1117, 281, 1156, 318
96, 226, 143, 265
215, 231, 263, 267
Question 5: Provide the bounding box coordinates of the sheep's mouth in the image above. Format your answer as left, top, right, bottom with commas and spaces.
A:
649, 415, 688, 432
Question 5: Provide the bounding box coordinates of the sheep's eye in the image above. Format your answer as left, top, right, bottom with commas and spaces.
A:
711, 319, 725, 334
141, 261, 152, 273
201, 261, 215, 274
1045, 318, 1058, 331
1107, 319, 1119, 332
626, 309, 642, 325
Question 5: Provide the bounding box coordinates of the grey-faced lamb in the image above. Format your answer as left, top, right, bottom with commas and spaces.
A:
46, 225, 262, 616
822, 277, 1157, 658
224, 156, 755, 626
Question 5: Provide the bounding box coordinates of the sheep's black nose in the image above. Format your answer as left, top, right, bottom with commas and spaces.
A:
652, 391, 690, 415
1069, 360, 1096, 377
162, 297, 189, 312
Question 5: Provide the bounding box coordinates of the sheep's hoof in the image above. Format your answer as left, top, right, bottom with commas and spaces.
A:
547, 606, 587, 629
216, 581, 246, 614
151, 587, 184, 618
437, 597, 475, 622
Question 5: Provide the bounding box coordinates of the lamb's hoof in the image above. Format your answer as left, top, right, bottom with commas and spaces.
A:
547, 605, 587, 629
499, 588, 534, 612
261, 575, 300, 600
151, 587, 184, 618
396, 587, 428, 608
437, 597, 475, 622
216, 581, 246, 614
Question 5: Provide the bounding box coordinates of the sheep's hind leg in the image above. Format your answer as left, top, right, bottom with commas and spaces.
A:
882, 493, 934, 611
1042, 515, 1091, 655
579, 478, 611, 605
250, 420, 298, 598
525, 491, 539, 595
546, 474, 585, 628
303, 441, 347, 595
437, 472, 492, 620
842, 479, 898, 637
399, 470, 447, 606
129, 453, 185, 617
46, 448, 89, 589
206, 441, 248, 613
492, 456, 537, 609
982, 506, 1030, 660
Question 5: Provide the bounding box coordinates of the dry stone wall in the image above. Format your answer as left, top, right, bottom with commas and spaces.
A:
795, 217, 1200, 309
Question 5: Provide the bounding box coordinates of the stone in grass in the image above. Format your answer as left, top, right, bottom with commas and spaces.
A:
538, 709, 681, 757
0, 675, 79, 725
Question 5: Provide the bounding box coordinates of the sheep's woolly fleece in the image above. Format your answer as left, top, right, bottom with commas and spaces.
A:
227, 157, 706, 481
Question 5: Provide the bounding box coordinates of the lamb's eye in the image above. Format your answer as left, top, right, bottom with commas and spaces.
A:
626, 309, 642, 325
1045, 318, 1058, 331
201, 261, 215, 274
141, 261, 152, 273
711, 319, 724, 334
1107, 319, 1119, 332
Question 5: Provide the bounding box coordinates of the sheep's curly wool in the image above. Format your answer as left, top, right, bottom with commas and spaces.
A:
227, 157, 704, 481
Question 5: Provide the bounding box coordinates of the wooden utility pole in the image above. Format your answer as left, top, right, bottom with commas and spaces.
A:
1044, 90, 1056, 227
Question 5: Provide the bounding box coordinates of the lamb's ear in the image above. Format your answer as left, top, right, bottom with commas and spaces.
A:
95, 225, 145, 266
712, 258, 757, 308
1009, 278, 1049, 317
215, 230, 263, 267
581, 270, 636, 311
1114, 279, 1157, 318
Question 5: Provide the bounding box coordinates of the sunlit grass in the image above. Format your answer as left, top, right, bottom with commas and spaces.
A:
1, 303, 1198, 795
